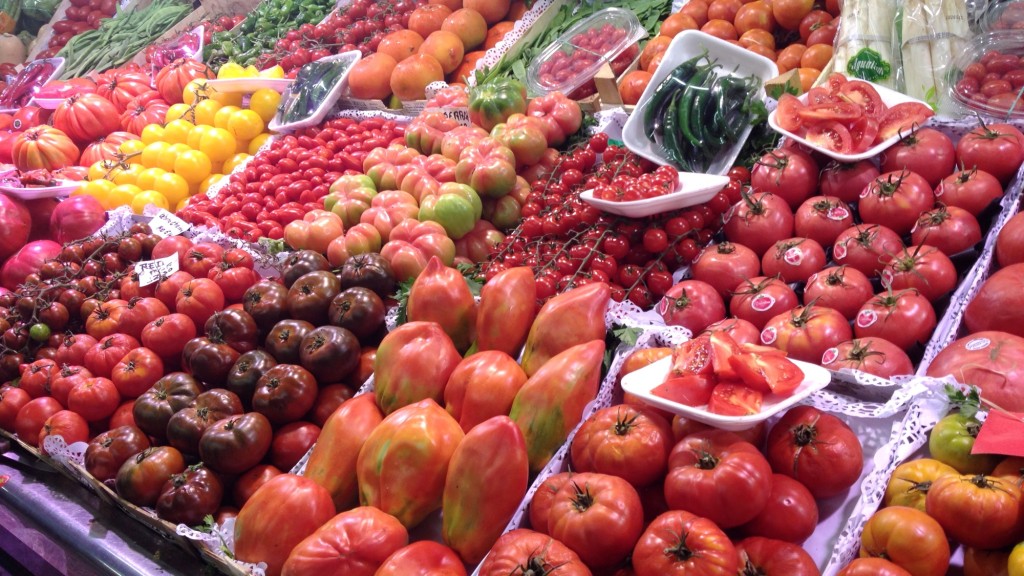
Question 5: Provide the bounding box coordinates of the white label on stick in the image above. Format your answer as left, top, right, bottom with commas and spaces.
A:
135, 255, 179, 286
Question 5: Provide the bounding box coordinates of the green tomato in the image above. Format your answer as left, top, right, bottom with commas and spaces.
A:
432, 194, 477, 240
928, 412, 1000, 474
29, 323, 51, 343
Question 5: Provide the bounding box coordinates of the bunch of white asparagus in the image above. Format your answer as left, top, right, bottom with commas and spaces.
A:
899, 0, 971, 105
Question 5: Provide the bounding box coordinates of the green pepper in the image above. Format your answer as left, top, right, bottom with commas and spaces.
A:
468, 78, 528, 132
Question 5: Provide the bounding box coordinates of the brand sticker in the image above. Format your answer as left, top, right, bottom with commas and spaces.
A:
965, 338, 991, 351
821, 347, 839, 365
856, 309, 878, 328
751, 294, 776, 312
761, 326, 777, 344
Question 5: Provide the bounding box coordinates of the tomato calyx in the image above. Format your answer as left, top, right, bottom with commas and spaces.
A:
740, 559, 767, 576
664, 533, 699, 562
825, 267, 850, 287
266, 377, 281, 391
871, 170, 909, 198
972, 115, 1020, 142
716, 242, 737, 255
738, 190, 769, 218
733, 276, 778, 297
514, 555, 568, 576
773, 238, 805, 259
917, 205, 952, 229
954, 166, 979, 184
695, 450, 720, 470
842, 339, 886, 364
568, 482, 595, 513
613, 410, 640, 436
964, 473, 1010, 493
791, 422, 819, 447
786, 305, 818, 329
755, 151, 791, 188
135, 447, 156, 463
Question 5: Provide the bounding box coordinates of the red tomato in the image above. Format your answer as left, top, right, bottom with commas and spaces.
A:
528, 472, 573, 534
664, 429, 772, 527
750, 149, 819, 210
653, 374, 716, 407
111, 348, 164, 399
881, 245, 957, 303
803, 266, 873, 320
707, 383, 764, 415
775, 94, 805, 133
175, 278, 225, 328
760, 237, 826, 283
478, 529, 589, 576
691, 242, 762, 300
956, 122, 1024, 184
570, 404, 673, 489
833, 223, 905, 277
767, 405, 863, 498
631, 510, 738, 576
879, 128, 956, 188
269, 421, 321, 471
151, 235, 194, 263
859, 170, 935, 236
724, 191, 796, 257
735, 536, 820, 575
926, 474, 1024, 549
934, 168, 1004, 217
547, 472, 644, 567
18, 359, 58, 398
911, 205, 982, 256
761, 304, 852, 363
281, 505, 409, 576
739, 475, 818, 544
67, 376, 120, 422
729, 352, 803, 396
38, 409, 89, 453
14, 397, 64, 447
859, 506, 950, 576
794, 195, 854, 247
375, 541, 467, 576
232, 464, 282, 507
117, 296, 170, 340
877, 102, 935, 140
965, 263, 1024, 339
141, 312, 197, 364
838, 558, 913, 576
805, 121, 853, 153
730, 276, 800, 330
0, 385, 30, 432
181, 242, 225, 278
657, 280, 726, 334
821, 337, 914, 378
703, 317, 761, 346
854, 288, 937, 351
820, 160, 880, 203
997, 212, 1024, 267
837, 79, 885, 117
154, 270, 195, 310
85, 299, 126, 339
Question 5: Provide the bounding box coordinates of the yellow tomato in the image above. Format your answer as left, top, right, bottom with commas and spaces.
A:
107, 184, 141, 209
258, 65, 285, 79
119, 139, 146, 162
248, 89, 281, 124
211, 90, 244, 107
218, 62, 245, 80
166, 103, 192, 123
199, 128, 237, 163
227, 109, 265, 141
141, 142, 170, 169
187, 124, 212, 150
193, 98, 223, 127
152, 172, 190, 207
174, 149, 213, 185
88, 161, 113, 181
136, 167, 166, 190
222, 153, 249, 174
158, 143, 192, 172
200, 174, 225, 194
140, 124, 166, 145
209, 161, 224, 176
77, 179, 116, 203
182, 79, 212, 106
112, 163, 143, 186
163, 119, 195, 145
131, 190, 170, 214
214, 105, 241, 130
248, 133, 271, 154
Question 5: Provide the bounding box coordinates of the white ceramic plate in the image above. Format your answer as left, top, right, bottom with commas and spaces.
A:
620, 355, 831, 431
205, 77, 292, 94
622, 30, 778, 176
580, 172, 729, 218
0, 180, 83, 199
767, 80, 932, 162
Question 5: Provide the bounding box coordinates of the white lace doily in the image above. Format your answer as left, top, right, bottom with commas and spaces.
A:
177, 517, 267, 576
468, 0, 560, 87
41, 435, 88, 467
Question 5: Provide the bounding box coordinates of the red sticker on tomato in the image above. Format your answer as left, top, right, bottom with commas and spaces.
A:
761, 326, 777, 344
783, 248, 804, 266
828, 206, 850, 221
856, 309, 878, 328
752, 294, 777, 312
834, 243, 847, 259
821, 347, 839, 365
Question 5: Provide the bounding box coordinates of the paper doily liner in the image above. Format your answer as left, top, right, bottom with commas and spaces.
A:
178, 517, 268, 576
468, 0, 561, 87
41, 435, 87, 467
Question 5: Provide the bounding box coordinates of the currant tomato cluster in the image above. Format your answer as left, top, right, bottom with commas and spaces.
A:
484, 133, 739, 309
592, 165, 679, 202
259, 0, 424, 74
177, 118, 404, 242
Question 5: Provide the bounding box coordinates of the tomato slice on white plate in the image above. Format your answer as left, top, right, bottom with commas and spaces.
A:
776, 93, 805, 133
878, 102, 934, 140
805, 121, 853, 154
838, 80, 887, 118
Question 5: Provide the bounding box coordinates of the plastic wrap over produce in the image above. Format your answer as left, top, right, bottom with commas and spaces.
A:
470, 0, 560, 86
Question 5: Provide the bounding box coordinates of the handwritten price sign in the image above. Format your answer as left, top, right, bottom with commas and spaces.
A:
135, 255, 179, 286
148, 210, 191, 238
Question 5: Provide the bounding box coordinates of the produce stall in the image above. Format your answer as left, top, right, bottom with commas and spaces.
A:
1, 0, 1024, 575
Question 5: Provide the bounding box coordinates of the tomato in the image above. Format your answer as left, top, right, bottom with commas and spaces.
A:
199, 412, 273, 476
882, 458, 958, 513
836, 79, 884, 116
691, 242, 762, 300
280, 505, 409, 576
657, 280, 726, 333
879, 128, 955, 188
775, 94, 805, 133
182, 336, 241, 389
761, 304, 852, 363
767, 405, 863, 498
38, 410, 89, 453
652, 373, 716, 407
794, 195, 854, 247
822, 337, 914, 378
820, 160, 880, 204
209, 265, 259, 304
528, 472, 573, 533
252, 364, 318, 426
854, 288, 936, 352
0, 386, 30, 432
802, 266, 871, 321
838, 558, 913, 576
760, 237, 826, 283
84, 425, 151, 482
85, 299, 126, 339
547, 472, 644, 567
912, 205, 982, 256
268, 421, 320, 471
232, 464, 282, 508
860, 506, 950, 576
244, 280, 289, 335
880, 245, 957, 303
117, 297, 170, 341
805, 121, 853, 153
235, 474, 336, 576
928, 473, 1024, 549
176, 278, 226, 328
964, 547, 1012, 576
729, 276, 799, 330
115, 446, 187, 507
965, 264, 1024, 339
859, 170, 935, 236
703, 318, 762, 346
739, 474, 818, 544
55, 333, 98, 367
181, 243, 225, 278
877, 102, 935, 140
110, 347, 164, 399
631, 510, 738, 576
19, 359, 58, 398
570, 404, 673, 489
750, 149, 819, 210
664, 429, 772, 528
735, 536, 819, 575
376, 541, 466, 576
12, 127, 81, 171
141, 313, 197, 364
707, 383, 764, 415
723, 191, 795, 257
67, 377, 120, 422
443, 350, 528, 432
729, 352, 803, 396
997, 213, 1024, 268
154, 270, 195, 310
929, 411, 1000, 474
833, 224, 905, 278
478, 529, 589, 576
956, 122, 1024, 184
132, 372, 202, 442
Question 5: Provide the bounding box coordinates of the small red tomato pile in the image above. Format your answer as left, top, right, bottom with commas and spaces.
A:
535, 23, 639, 98
953, 48, 1024, 118
775, 73, 934, 155
651, 331, 803, 415
591, 164, 679, 202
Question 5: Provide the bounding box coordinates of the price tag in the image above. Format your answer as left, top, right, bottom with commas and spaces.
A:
135, 254, 179, 286
441, 107, 471, 126
149, 209, 191, 237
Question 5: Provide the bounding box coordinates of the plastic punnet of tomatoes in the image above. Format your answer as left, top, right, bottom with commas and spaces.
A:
526, 8, 646, 100
949, 31, 1024, 119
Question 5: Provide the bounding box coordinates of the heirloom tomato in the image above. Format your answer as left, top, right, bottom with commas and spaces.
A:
928, 412, 1000, 474
739, 474, 818, 544
155, 463, 224, 526
632, 510, 738, 576
838, 558, 913, 576
570, 404, 673, 489
657, 280, 726, 333
529, 472, 573, 534
132, 372, 202, 441
115, 446, 187, 507
84, 425, 151, 482
691, 242, 761, 300
767, 405, 863, 498
199, 412, 273, 476
38, 410, 89, 453
443, 350, 528, 433
520, 282, 610, 377
252, 364, 318, 425
282, 506, 409, 576
376, 541, 467, 576
547, 472, 644, 568
477, 529, 589, 576
735, 536, 819, 576
860, 506, 950, 576
14, 396, 63, 447
926, 473, 1024, 549
111, 348, 164, 398
761, 304, 852, 363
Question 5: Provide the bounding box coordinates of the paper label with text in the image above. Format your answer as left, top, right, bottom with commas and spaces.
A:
149, 210, 191, 237
135, 255, 179, 286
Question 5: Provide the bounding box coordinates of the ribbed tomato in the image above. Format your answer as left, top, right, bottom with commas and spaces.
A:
95, 71, 153, 112
52, 93, 123, 145
155, 58, 215, 104
120, 91, 170, 135
79, 131, 138, 167
12, 126, 80, 171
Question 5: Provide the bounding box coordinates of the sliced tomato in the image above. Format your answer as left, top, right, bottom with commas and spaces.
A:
670, 333, 714, 377
824, 73, 848, 95
849, 115, 880, 152
730, 353, 804, 396
798, 101, 863, 124
709, 332, 741, 381
805, 121, 853, 153
838, 80, 886, 118
652, 374, 716, 407
738, 343, 788, 356
776, 94, 806, 132
877, 102, 934, 140
707, 383, 763, 416
806, 87, 837, 106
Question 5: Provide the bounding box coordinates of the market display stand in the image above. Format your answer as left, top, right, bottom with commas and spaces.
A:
0, 440, 209, 576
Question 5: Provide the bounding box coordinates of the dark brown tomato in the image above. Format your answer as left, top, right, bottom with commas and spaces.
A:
287, 271, 341, 325
155, 463, 225, 526
242, 280, 289, 336
282, 250, 331, 288
337, 253, 396, 299
328, 287, 386, 340
85, 425, 152, 482
165, 389, 244, 457
181, 336, 241, 389
204, 309, 260, 354
264, 319, 315, 364
300, 326, 361, 384
198, 412, 273, 476
225, 350, 277, 410
132, 372, 203, 441
253, 364, 319, 426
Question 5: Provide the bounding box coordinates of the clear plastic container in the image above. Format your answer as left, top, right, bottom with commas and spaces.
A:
980, 0, 1024, 31
269, 51, 361, 132
948, 31, 1024, 118
526, 7, 646, 98
0, 58, 65, 112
